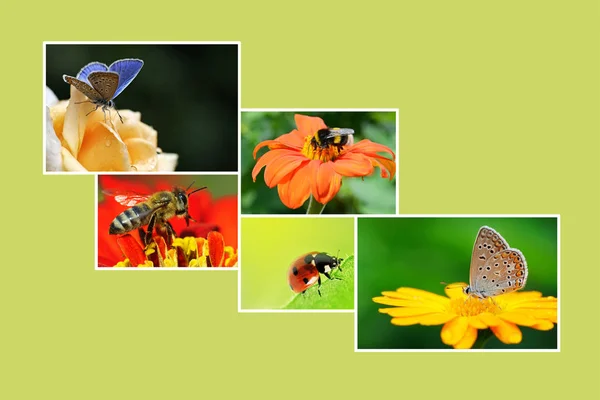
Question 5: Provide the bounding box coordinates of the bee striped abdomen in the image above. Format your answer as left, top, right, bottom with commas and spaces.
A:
109, 203, 153, 235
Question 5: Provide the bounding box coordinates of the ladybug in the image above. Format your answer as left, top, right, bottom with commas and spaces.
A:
288, 251, 343, 296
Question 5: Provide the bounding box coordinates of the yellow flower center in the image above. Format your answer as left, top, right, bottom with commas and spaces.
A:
450, 296, 501, 316
301, 134, 343, 162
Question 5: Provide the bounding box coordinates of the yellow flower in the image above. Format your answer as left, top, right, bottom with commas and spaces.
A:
373, 283, 557, 349
45, 86, 177, 172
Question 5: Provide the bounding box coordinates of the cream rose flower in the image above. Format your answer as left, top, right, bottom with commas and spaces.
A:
45, 86, 177, 172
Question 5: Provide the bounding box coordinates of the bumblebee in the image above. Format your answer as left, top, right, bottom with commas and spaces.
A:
310, 127, 355, 150
107, 182, 206, 246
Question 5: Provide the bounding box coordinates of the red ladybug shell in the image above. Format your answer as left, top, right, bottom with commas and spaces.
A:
287, 251, 342, 294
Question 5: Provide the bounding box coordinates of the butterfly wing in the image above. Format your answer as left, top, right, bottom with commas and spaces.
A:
108, 58, 144, 99
469, 226, 510, 291
475, 248, 528, 297
76, 61, 109, 84
87, 71, 120, 101
63, 75, 103, 102
103, 189, 152, 207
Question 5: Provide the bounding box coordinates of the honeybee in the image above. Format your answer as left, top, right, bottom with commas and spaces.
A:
105, 182, 206, 246
310, 127, 355, 150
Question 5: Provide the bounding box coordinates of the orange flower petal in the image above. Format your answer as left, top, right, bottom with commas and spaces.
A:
116, 234, 146, 267
444, 283, 468, 299
264, 153, 307, 187
441, 316, 468, 345
348, 139, 396, 159
208, 231, 225, 266
276, 160, 315, 209
416, 313, 457, 325
490, 319, 522, 344
332, 153, 374, 177
390, 316, 426, 326
277, 130, 306, 148
476, 312, 502, 327
453, 326, 478, 349
78, 122, 129, 171
311, 161, 342, 204
370, 155, 397, 180
294, 114, 327, 135
252, 149, 297, 183
468, 315, 490, 329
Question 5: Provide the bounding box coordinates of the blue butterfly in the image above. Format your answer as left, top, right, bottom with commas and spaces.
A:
63, 59, 144, 123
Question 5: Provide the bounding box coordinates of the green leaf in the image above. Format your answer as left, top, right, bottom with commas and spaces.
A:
283, 255, 354, 310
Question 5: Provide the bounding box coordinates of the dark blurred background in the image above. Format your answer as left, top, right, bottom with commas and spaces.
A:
46, 44, 238, 171
241, 111, 397, 214
357, 217, 558, 350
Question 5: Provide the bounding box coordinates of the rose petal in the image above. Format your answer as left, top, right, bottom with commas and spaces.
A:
78, 122, 129, 171
125, 138, 158, 171
157, 152, 178, 171
46, 108, 62, 171
61, 147, 87, 171
63, 86, 92, 157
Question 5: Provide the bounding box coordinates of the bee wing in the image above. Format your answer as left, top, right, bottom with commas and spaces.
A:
102, 189, 152, 207
323, 128, 355, 139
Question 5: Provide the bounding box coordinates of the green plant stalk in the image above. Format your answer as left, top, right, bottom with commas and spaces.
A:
472, 328, 494, 349
306, 195, 326, 214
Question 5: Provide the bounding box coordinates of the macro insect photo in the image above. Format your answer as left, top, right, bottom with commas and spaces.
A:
97, 174, 238, 268
241, 111, 397, 214
240, 217, 354, 310
45, 43, 239, 173
356, 217, 558, 350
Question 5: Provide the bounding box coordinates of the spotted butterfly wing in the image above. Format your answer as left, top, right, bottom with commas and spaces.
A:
76, 61, 109, 84
62, 75, 104, 102
468, 226, 528, 298
87, 71, 120, 101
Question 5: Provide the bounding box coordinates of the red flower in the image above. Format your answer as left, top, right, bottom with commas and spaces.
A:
98, 176, 237, 267
252, 114, 396, 209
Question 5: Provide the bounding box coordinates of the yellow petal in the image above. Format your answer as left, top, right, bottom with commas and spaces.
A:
453, 326, 478, 349
390, 316, 425, 326
441, 316, 468, 345
477, 312, 502, 327
381, 307, 444, 317
125, 138, 158, 171
498, 311, 539, 326
117, 110, 157, 145
531, 320, 555, 331
373, 296, 445, 310
444, 282, 468, 299
157, 152, 179, 171
61, 147, 87, 171
78, 122, 129, 171
468, 316, 489, 329
417, 313, 456, 325
490, 319, 522, 344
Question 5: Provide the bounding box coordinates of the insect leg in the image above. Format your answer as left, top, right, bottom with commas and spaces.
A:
145, 212, 158, 246
317, 275, 322, 297
138, 227, 147, 245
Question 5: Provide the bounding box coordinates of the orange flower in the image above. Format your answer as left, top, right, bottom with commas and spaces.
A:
252, 114, 396, 209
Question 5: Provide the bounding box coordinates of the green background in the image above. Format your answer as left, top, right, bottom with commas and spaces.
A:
4, 1, 599, 399
241, 111, 397, 214
358, 217, 558, 349
241, 217, 354, 309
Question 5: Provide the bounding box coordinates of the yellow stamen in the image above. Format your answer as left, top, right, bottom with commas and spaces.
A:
301, 134, 343, 161
450, 296, 501, 316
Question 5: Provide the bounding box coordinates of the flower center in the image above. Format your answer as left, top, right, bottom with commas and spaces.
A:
301, 134, 343, 162
450, 296, 501, 316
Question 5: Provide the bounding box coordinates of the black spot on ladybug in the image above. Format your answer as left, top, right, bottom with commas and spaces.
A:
292, 267, 298, 276
302, 277, 309, 284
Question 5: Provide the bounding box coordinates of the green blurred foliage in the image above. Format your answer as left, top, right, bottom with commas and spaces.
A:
241, 217, 354, 309
241, 112, 397, 214
357, 217, 558, 350
284, 256, 354, 310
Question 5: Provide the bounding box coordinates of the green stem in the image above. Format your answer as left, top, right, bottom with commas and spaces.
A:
472, 329, 494, 349
306, 195, 326, 214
